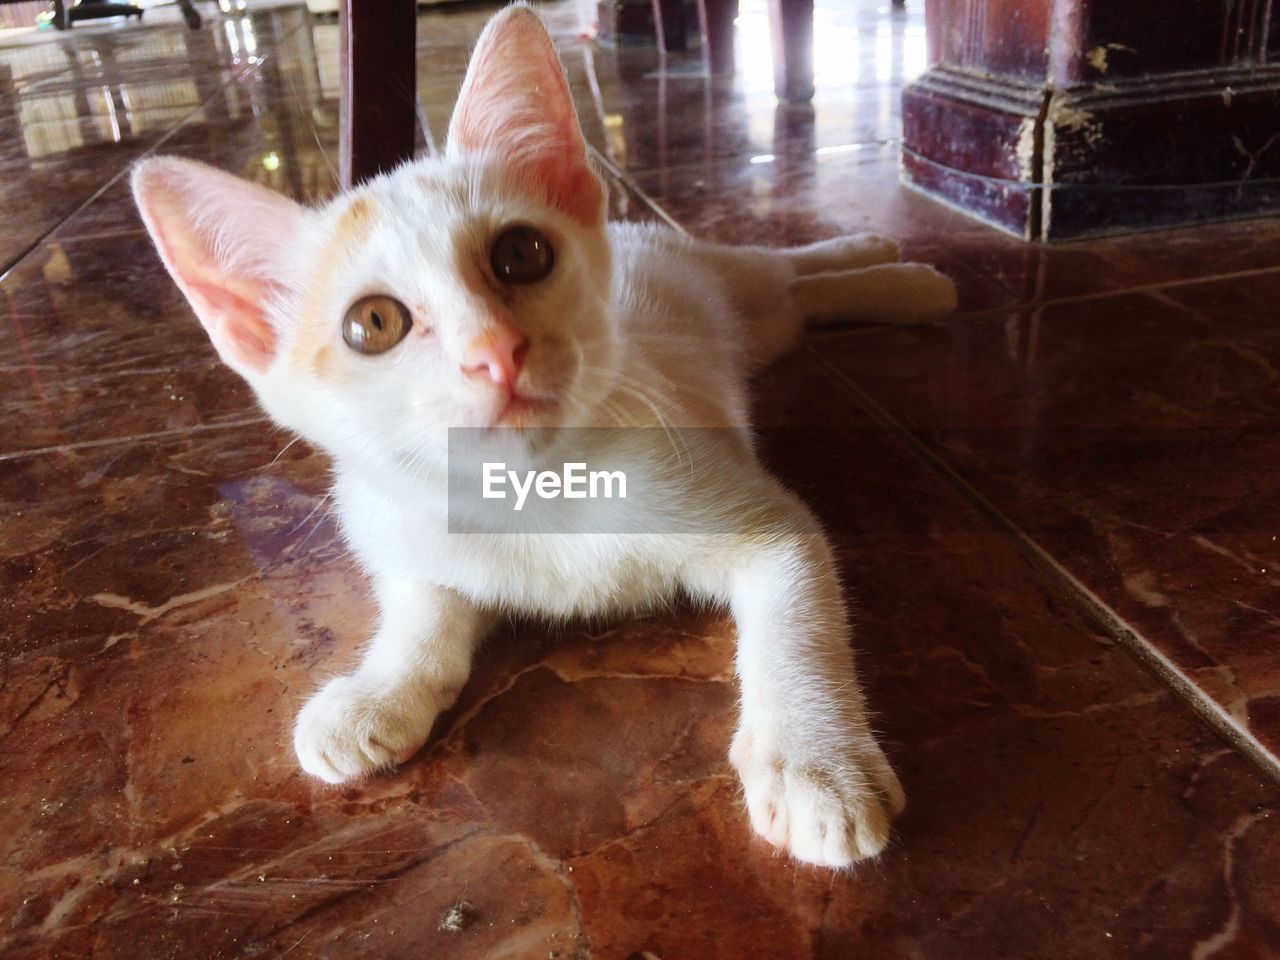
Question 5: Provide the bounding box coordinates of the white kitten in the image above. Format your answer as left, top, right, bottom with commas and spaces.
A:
131, 4, 955, 868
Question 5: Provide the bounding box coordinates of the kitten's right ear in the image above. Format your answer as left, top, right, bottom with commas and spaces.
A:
131, 157, 305, 379
446, 4, 603, 225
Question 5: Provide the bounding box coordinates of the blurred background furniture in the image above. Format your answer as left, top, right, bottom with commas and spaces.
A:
642, 0, 809, 99
4, 0, 203, 31
48, 0, 144, 30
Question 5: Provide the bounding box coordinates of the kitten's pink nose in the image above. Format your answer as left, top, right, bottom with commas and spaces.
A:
460, 325, 529, 390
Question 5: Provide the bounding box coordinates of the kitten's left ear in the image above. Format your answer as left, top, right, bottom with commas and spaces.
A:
447, 4, 603, 225
132, 157, 305, 379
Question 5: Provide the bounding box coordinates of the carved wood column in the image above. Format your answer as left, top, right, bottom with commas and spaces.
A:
902, 0, 1280, 240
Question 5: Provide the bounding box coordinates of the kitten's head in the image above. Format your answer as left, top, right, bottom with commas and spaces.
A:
132, 5, 614, 472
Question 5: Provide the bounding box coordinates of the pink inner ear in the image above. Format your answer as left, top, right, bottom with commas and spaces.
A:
147, 212, 279, 373
187, 278, 278, 372
448, 7, 603, 224
133, 157, 303, 377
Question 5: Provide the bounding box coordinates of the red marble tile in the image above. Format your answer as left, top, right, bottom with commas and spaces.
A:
3, 356, 1279, 957
815, 279, 1280, 765
0, 141, 152, 272
4, 1, 1280, 956
0, 231, 263, 456
48, 101, 341, 241
0, 19, 353, 456
929, 218, 1280, 314
0, 4, 324, 269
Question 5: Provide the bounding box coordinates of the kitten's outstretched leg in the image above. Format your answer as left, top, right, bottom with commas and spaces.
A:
685, 233, 953, 365
792, 262, 958, 326
294, 580, 490, 783
689, 488, 905, 867
686, 232, 899, 282
784, 233, 900, 275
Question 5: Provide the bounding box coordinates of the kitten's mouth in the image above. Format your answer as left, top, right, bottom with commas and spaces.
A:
493, 392, 559, 428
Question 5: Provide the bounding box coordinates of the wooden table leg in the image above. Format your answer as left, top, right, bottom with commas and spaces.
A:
697, 0, 738, 73
339, 0, 418, 189
767, 0, 814, 102
175, 0, 202, 29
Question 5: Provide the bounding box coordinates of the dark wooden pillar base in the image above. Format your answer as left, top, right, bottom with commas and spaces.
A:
904, 0, 1280, 241
902, 70, 1042, 238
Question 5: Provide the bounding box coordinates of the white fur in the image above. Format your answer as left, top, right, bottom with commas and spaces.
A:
131, 5, 955, 868
300, 215, 917, 867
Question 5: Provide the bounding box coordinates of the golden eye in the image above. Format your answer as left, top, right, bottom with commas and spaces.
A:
490, 226, 554, 284
342, 295, 413, 354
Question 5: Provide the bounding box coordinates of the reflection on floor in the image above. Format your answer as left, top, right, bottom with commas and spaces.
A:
2, 2, 1279, 957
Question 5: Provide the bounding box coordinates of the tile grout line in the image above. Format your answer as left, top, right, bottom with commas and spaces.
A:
944, 262, 1280, 321
594, 136, 902, 182
807, 342, 1280, 787
0, 87, 230, 283
0, 17, 308, 284
587, 145, 689, 236
47, 229, 150, 244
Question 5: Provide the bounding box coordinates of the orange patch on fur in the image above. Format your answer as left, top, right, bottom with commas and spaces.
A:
285, 194, 382, 378
312, 344, 333, 376
336, 195, 376, 242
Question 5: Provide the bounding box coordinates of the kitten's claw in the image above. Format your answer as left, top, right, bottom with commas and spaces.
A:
732, 729, 905, 868
293, 674, 436, 784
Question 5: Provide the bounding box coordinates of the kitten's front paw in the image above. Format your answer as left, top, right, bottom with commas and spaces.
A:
731, 729, 905, 868
293, 675, 440, 784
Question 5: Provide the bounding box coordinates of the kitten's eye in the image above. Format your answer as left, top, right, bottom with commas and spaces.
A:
490, 226, 554, 284
342, 295, 412, 354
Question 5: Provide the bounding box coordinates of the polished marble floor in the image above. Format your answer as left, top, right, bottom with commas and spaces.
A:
3, 2, 1280, 957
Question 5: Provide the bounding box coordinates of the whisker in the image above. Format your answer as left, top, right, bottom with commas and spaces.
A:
269, 435, 302, 466
283, 71, 339, 188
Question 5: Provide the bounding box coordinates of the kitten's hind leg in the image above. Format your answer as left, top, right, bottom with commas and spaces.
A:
682, 233, 949, 366
792, 262, 957, 326
786, 233, 901, 275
